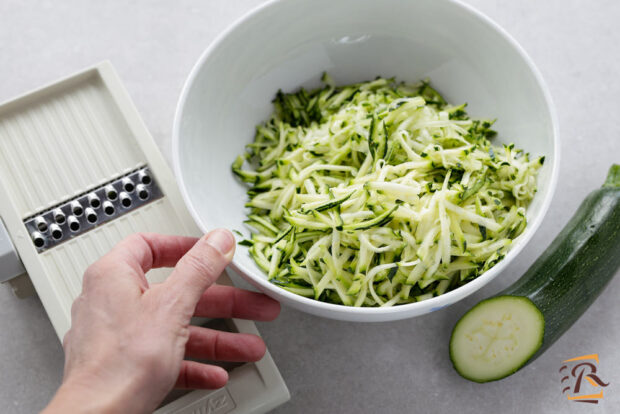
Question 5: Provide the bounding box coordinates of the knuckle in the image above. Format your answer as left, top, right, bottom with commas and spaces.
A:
121, 232, 144, 245
179, 364, 190, 388
176, 324, 191, 342
127, 232, 153, 252
227, 288, 240, 316
248, 335, 266, 361
62, 330, 71, 348
184, 248, 222, 280
83, 256, 114, 280
70, 296, 80, 317
83, 254, 122, 285
210, 331, 221, 361
116, 232, 149, 252
82, 262, 105, 286
83, 262, 99, 281
197, 236, 228, 263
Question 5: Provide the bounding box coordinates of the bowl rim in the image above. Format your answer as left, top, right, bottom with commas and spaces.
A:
172, 0, 560, 317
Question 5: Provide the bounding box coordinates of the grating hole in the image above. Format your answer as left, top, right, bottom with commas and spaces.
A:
87, 213, 97, 223
121, 198, 131, 208
138, 189, 149, 200
33, 236, 45, 248
104, 205, 115, 215
141, 175, 151, 185
52, 229, 62, 240
90, 198, 101, 208
69, 221, 80, 232
124, 182, 135, 192
107, 190, 118, 200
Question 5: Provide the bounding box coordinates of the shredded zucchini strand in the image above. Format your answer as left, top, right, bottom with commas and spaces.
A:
232, 74, 543, 307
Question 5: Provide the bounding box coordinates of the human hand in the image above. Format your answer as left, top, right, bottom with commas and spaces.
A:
42, 230, 280, 414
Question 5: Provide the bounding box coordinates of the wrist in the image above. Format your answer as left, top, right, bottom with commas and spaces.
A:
43, 372, 147, 414
43, 381, 122, 414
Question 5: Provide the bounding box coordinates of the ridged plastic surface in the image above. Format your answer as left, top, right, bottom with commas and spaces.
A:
0, 78, 143, 218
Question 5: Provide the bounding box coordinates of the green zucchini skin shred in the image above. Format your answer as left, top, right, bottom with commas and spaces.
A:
450, 165, 620, 382
232, 73, 543, 307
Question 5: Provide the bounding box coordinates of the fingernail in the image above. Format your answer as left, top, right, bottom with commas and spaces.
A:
206, 229, 235, 255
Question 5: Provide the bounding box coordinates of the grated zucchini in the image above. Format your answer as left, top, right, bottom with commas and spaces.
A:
232, 74, 543, 307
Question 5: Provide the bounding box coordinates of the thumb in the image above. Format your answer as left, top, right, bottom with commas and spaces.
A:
164, 229, 235, 314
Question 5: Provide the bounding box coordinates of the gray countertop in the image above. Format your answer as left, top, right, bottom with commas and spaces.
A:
1, 1, 619, 413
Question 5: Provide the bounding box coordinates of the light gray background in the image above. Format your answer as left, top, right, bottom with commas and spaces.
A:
1, 1, 619, 413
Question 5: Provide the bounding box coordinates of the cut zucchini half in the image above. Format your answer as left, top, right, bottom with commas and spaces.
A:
450, 165, 620, 382
449, 295, 544, 383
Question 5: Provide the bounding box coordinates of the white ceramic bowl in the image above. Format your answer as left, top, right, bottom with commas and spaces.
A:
173, 0, 559, 322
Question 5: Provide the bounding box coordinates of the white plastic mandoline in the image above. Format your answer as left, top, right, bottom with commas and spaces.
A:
0, 61, 289, 414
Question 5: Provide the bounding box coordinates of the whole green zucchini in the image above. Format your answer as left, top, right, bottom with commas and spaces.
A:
450, 164, 620, 383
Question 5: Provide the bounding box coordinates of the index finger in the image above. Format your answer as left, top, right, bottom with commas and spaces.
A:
109, 233, 200, 273
83, 233, 200, 292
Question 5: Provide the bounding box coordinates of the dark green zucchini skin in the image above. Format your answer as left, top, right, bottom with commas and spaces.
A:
501, 165, 620, 360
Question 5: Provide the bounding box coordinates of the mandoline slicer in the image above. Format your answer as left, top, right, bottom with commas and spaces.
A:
0, 61, 289, 414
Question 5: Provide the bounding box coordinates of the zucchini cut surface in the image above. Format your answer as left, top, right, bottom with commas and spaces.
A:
450, 295, 544, 383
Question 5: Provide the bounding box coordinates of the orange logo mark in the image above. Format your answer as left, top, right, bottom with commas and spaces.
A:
560, 354, 610, 404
